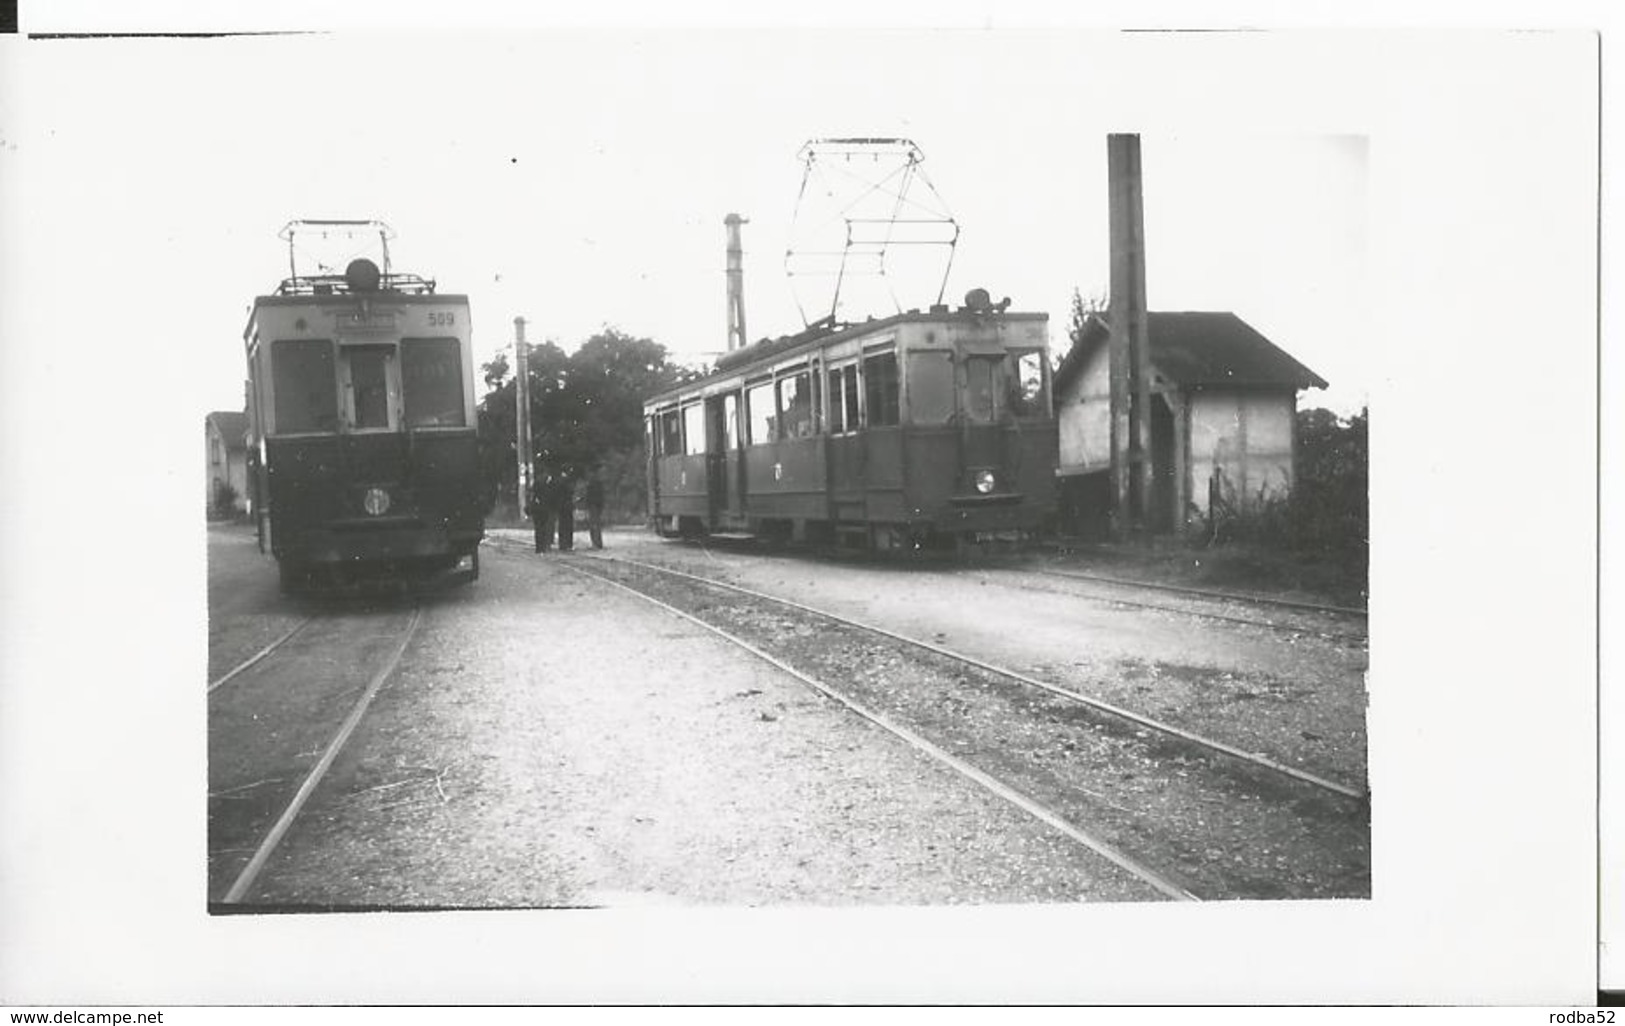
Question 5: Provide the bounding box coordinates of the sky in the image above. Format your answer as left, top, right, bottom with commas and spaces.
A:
11, 31, 1369, 418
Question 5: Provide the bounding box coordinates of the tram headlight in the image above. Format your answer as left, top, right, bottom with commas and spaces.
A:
363, 487, 392, 516
974, 469, 997, 494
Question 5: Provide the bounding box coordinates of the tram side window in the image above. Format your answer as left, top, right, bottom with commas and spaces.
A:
402, 338, 466, 427
777, 371, 815, 439
272, 339, 338, 434
683, 404, 707, 455
863, 351, 900, 427
746, 381, 775, 444
827, 365, 860, 434
659, 409, 683, 456
1008, 350, 1046, 418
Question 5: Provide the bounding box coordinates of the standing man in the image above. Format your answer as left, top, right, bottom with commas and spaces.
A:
527, 475, 552, 553
554, 471, 576, 552
584, 468, 606, 550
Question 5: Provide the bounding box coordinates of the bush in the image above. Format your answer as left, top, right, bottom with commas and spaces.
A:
209, 479, 240, 520
1290, 406, 1368, 573
1202, 406, 1368, 587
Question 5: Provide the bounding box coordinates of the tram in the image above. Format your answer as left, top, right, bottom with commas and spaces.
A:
243, 220, 485, 592
644, 288, 1057, 551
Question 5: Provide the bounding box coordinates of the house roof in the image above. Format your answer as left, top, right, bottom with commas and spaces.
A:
1054, 311, 1328, 394
206, 411, 249, 451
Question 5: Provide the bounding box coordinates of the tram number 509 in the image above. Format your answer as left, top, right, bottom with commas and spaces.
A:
429, 311, 456, 328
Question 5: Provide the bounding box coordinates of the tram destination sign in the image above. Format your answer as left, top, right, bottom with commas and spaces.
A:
328, 307, 398, 337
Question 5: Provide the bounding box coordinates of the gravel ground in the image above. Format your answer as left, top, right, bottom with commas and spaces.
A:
213, 533, 1167, 907
572, 555, 1369, 900
205, 523, 310, 683
585, 529, 1370, 788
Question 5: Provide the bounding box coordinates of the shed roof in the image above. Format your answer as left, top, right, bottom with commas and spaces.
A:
1054, 311, 1328, 394
206, 410, 249, 451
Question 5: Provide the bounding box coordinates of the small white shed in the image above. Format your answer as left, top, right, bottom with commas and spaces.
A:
205, 410, 250, 517
1053, 312, 1327, 536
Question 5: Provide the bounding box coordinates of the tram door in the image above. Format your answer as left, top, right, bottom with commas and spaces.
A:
706, 393, 743, 524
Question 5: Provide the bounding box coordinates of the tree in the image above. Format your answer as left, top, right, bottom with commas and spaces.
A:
482, 351, 510, 390
1290, 405, 1369, 574
476, 327, 701, 519
1067, 287, 1108, 349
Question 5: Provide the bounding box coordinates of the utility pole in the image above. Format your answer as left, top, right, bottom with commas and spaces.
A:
725, 213, 749, 351
1107, 134, 1153, 538
513, 316, 534, 514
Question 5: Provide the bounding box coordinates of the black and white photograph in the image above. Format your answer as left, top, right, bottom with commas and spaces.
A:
0, 6, 1607, 1009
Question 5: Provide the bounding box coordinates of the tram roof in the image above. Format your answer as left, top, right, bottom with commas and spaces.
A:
250, 290, 470, 308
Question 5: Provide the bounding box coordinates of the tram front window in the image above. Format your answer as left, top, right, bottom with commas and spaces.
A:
272, 338, 338, 434
907, 351, 954, 425
1008, 350, 1045, 418
402, 338, 466, 427
346, 346, 392, 430
963, 356, 999, 424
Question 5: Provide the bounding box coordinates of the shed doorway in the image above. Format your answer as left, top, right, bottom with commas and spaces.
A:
1151, 393, 1177, 533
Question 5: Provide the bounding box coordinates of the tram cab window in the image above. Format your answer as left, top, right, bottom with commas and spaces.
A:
746, 381, 775, 444
963, 356, 1000, 424
683, 404, 707, 455
659, 409, 683, 456
907, 351, 955, 426
863, 351, 900, 427
272, 339, 338, 434
777, 371, 815, 439
344, 345, 394, 430
1008, 350, 1046, 418
402, 338, 466, 427
827, 364, 860, 434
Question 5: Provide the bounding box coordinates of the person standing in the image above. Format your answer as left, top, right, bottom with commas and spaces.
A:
554, 471, 576, 552
584, 469, 606, 550
527, 477, 552, 553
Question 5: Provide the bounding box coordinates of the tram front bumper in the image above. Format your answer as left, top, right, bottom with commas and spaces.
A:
936, 494, 1045, 535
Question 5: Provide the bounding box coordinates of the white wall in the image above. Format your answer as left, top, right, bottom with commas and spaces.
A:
1056, 346, 1112, 474
1187, 390, 1297, 516
204, 421, 249, 513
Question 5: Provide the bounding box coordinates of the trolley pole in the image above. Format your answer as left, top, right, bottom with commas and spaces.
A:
1107, 134, 1152, 539
513, 316, 534, 516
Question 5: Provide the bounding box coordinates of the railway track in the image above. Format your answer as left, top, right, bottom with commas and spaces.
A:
208, 616, 315, 693
655, 534, 1366, 642
207, 603, 424, 906
561, 552, 1370, 901
998, 564, 1367, 643
1024, 561, 1367, 618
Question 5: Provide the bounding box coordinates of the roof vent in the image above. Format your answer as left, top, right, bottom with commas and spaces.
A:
346, 258, 382, 293
962, 288, 1011, 314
